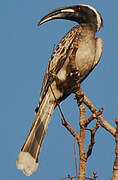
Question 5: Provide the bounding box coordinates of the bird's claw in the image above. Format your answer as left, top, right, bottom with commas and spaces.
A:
68, 69, 80, 81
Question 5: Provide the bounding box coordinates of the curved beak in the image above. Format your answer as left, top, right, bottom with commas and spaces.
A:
38, 6, 77, 26
38, 5, 103, 32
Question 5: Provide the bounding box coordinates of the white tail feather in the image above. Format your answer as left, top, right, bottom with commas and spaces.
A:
16, 152, 38, 176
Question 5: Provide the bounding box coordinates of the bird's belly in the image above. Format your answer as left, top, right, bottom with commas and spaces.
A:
75, 45, 95, 79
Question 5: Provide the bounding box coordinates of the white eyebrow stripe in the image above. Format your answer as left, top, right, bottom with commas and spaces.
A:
80, 4, 102, 32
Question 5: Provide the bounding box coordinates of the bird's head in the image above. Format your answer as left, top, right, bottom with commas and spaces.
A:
38, 4, 103, 32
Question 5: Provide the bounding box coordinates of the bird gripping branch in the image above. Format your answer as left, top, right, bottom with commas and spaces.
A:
16, 4, 103, 176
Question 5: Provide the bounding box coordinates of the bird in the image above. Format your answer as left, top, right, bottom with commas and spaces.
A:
16, 4, 103, 176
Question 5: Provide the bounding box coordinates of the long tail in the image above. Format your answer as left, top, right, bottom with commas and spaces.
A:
16, 88, 56, 176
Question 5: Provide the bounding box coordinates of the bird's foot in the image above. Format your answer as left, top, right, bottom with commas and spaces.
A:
68, 69, 80, 81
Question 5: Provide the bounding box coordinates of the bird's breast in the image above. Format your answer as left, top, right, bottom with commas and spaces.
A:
75, 39, 96, 80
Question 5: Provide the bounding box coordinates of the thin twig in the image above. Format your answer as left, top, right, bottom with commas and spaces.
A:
85, 108, 104, 127
86, 122, 100, 158
86, 171, 98, 180
93, 171, 98, 179
49, 84, 65, 121
74, 137, 78, 177
111, 117, 118, 180
62, 118, 80, 141
83, 93, 116, 136
49, 81, 80, 178
50, 84, 80, 140
59, 174, 80, 180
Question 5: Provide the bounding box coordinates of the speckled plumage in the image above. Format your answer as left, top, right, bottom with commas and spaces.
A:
17, 4, 103, 176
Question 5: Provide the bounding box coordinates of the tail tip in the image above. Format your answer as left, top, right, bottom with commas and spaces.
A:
16, 151, 38, 176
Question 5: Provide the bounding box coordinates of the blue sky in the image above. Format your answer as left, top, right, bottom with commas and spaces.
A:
1, 0, 118, 179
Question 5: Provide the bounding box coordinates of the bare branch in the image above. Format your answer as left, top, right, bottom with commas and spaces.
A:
83, 93, 116, 136
86, 171, 98, 180
85, 108, 104, 126
59, 174, 79, 180
86, 122, 100, 158
93, 171, 98, 179
75, 88, 87, 180
74, 137, 79, 177
111, 118, 118, 180
62, 118, 80, 141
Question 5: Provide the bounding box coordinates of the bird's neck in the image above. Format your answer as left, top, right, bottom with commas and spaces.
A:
77, 24, 96, 40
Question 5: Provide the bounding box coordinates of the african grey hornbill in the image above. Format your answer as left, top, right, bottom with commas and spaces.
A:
16, 4, 103, 175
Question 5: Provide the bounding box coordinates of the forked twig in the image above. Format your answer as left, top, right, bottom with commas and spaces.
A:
86, 171, 98, 180
85, 108, 104, 126
62, 118, 80, 141
86, 122, 100, 158
49, 80, 100, 180
59, 174, 79, 180
83, 94, 116, 136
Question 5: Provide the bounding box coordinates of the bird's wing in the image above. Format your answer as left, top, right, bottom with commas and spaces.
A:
37, 25, 79, 109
